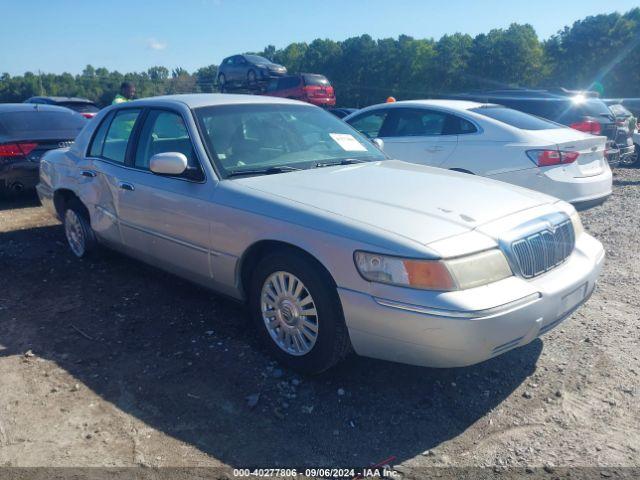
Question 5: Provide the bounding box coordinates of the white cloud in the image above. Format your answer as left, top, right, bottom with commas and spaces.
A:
146, 38, 167, 51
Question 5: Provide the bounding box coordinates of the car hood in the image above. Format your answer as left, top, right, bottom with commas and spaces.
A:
235, 160, 556, 246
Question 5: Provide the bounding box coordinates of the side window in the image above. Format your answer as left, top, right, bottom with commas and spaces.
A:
281, 77, 300, 90
387, 109, 447, 137
134, 110, 202, 179
266, 79, 279, 92
347, 110, 388, 138
443, 115, 478, 135
101, 109, 141, 163
88, 111, 115, 158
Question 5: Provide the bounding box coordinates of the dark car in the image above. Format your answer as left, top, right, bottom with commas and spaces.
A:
328, 107, 358, 119
0, 104, 85, 194
217, 54, 287, 91
24, 96, 100, 119
448, 89, 621, 166
263, 74, 336, 107
605, 102, 637, 166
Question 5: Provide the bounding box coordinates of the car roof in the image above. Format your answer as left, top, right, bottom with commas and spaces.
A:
28, 96, 94, 103
366, 99, 486, 111
0, 103, 78, 113
120, 93, 307, 109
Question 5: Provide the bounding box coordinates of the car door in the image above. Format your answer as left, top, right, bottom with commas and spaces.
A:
234, 56, 249, 84
224, 56, 240, 83
116, 107, 213, 284
81, 108, 142, 247
379, 108, 458, 166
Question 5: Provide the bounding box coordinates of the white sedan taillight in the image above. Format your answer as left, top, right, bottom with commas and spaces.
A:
526, 149, 580, 167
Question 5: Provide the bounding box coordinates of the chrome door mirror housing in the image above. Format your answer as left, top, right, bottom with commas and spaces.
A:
149, 152, 188, 176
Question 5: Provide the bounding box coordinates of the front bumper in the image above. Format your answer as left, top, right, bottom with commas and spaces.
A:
0, 161, 40, 192
339, 234, 604, 368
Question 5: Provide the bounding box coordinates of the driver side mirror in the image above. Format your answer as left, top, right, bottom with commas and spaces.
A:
372, 138, 384, 150
149, 152, 188, 176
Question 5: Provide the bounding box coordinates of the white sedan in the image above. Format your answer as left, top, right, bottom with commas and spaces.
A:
345, 100, 612, 210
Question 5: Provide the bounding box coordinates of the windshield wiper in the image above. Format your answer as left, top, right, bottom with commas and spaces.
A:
314, 158, 368, 168
226, 166, 301, 178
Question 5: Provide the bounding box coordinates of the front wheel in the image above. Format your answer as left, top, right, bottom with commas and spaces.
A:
63, 200, 96, 258
249, 251, 351, 374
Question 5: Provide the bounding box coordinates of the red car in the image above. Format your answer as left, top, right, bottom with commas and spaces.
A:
263, 74, 336, 107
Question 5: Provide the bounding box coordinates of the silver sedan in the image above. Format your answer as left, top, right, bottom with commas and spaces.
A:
37, 94, 605, 374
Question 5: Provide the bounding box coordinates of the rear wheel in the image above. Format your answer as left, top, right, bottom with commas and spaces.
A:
63, 200, 96, 258
249, 250, 351, 374
620, 145, 640, 167
247, 70, 257, 87
218, 74, 226, 92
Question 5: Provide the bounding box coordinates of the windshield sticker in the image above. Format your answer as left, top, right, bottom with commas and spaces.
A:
330, 133, 367, 151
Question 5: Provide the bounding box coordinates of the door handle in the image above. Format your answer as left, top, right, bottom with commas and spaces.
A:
80, 170, 96, 178
118, 182, 135, 191
426, 146, 444, 152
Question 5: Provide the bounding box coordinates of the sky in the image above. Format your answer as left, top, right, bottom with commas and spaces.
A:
1, 0, 638, 76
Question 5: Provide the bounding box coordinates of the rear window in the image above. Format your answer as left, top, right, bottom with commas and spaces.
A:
609, 104, 632, 117
470, 106, 563, 130
60, 102, 99, 113
0, 111, 85, 137
269, 76, 301, 91
303, 74, 330, 86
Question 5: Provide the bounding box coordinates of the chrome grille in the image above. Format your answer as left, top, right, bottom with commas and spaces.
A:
511, 219, 575, 279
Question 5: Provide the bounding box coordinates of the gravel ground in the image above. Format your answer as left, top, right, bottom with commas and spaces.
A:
0, 169, 638, 476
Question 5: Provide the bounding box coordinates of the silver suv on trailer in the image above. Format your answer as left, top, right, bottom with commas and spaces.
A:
37, 94, 605, 373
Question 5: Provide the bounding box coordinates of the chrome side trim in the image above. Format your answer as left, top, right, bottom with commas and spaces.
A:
119, 219, 213, 255
373, 292, 541, 320
95, 204, 117, 220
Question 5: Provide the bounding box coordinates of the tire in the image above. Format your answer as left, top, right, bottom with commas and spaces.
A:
620, 145, 640, 167
217, 74, 226, 93
249, 250, 351, 374
247, 70, 257, 87
63, 199, 96, 258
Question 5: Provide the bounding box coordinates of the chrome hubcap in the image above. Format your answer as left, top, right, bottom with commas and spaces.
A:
65, 210, 85, 257
261, 271, 318, 356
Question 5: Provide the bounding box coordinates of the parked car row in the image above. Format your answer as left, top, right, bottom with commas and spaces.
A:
36, 94, 605, 374
445, 89, 634, 167
344, 99, 612, 210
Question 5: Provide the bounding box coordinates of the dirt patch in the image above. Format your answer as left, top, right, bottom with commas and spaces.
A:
0, 170, 638, 472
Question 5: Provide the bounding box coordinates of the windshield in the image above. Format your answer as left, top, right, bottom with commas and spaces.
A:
609, 104, 632, 117
245, 55, 271, 64
470, 106, 563, 130
195, 104, 386, 178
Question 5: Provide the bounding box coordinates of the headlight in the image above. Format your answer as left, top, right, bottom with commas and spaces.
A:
354, 249, 512, 291
570, 211, 584, 238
